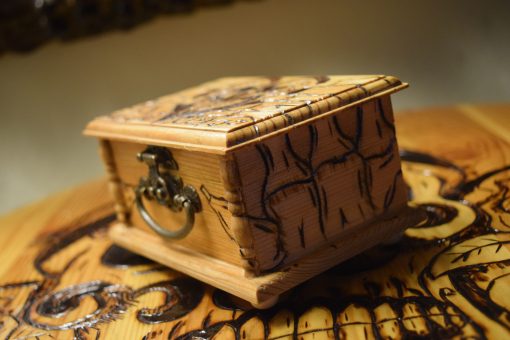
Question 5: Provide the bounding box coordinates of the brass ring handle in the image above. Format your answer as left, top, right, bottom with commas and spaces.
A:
135, 189, 195, 239
134, 146, 202, 240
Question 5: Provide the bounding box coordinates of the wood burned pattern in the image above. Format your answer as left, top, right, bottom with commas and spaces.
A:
2, 106, 510, 339
234, 97, 407, 271
104, 76, 400, 132
85, 75, 406, 150
86, 75, 411, 283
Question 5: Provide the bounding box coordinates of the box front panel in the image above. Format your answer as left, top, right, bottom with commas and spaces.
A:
233, 96, 408, 271
106, 141, 244, 267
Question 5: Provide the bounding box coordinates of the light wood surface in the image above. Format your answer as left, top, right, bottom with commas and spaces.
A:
106, 140, 246, 268
1, 104, 510, 339
84, 75, 405, 151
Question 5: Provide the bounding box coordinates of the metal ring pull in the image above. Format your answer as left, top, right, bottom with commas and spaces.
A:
134, 146, 201, 240
135, 190, 195, 239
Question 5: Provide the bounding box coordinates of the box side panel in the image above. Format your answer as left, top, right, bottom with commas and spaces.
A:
99, 139, 130, 223
233, 96, 408, 272
107, 141, 245, 267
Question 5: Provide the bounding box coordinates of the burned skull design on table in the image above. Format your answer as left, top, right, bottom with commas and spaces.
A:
1, 147, 509, 339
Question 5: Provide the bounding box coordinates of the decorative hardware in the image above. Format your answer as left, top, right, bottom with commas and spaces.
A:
134, 146, 201, 239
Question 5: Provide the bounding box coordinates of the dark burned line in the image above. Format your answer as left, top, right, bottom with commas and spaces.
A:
281, 150, 290, 168
377, 98, 395, 133
295, 161, 308, 176
358, 204, 365, 218
285, 133, 308, 166
451, 165, 510, 200
199, 185, 228, 203
399, 149, 467, 186
298, 219, 306, 248
376, 119, 383, 138
365, 137, 395, 161
200, 185, 238, 243
339, 208, 348, 229
307, 187, 317, 207
249, 144, 288, 267
308, 125, 319, 160
448, 262, 510, 334
384, 170, 403, 209
254, 223, 274, 234
379, 152, 395, 169
332, 114, 355, 147
494, 180, 510, 210
407, 151, 510, 336
361, 161, 376, 210
4, 206, 207, 337
327, 120, 334, 136
157, 97, 262, 124
286, 129, 328, 236
176, 290, 476, 340
262, 144, 275, 171
357, 169, 364, 196
34, 212, 116, 279
447, 241, 510, 264
168, 321, 184, 339
321, 186, 329, 218
331, 106, 383, 211
336, 136, 351, 150
367, 164, 373, 189
249, 101, 401, 253
311, 180, 326, 237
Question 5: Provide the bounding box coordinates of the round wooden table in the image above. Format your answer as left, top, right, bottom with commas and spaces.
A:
1, 104, 509, 339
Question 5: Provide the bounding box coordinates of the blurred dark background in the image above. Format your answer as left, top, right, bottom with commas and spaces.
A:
1, 0, 509, 213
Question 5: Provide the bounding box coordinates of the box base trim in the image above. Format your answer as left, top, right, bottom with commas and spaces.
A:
108, 205, 424, 308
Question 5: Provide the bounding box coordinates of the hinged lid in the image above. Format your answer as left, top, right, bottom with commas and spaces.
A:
84, 75, 407, 153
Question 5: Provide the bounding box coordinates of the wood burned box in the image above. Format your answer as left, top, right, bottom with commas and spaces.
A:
84, 75, 421, 307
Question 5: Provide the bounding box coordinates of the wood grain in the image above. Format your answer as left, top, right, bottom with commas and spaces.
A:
457, 104, 510, 145
109, 206, 421, 308
106, 140, 246, 268
92, 76, 410, 280
1, 104, 510, 339
84, 75, 405, 151
232, 96, 408, 272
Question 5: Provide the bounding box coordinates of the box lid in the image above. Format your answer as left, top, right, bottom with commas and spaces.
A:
84, 75, 407, 154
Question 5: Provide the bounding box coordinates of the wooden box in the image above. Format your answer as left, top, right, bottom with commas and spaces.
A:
84, 75, 421, 307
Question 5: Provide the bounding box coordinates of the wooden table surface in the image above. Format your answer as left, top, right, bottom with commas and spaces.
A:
1, 104, 510, 339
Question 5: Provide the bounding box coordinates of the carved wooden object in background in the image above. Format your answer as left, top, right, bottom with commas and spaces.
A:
1, 105, 509, 338
0, 0, 246, 54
